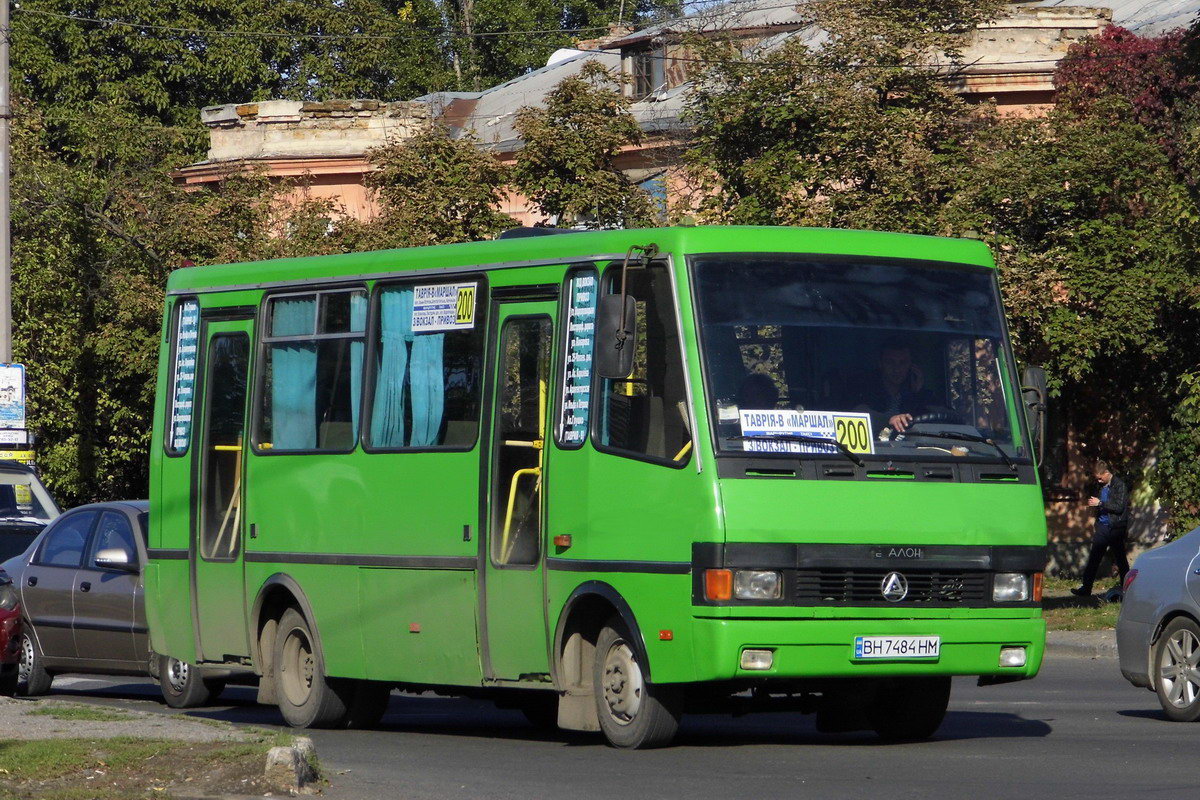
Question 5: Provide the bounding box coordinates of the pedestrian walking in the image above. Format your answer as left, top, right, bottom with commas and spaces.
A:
1071, 460, 1131, 597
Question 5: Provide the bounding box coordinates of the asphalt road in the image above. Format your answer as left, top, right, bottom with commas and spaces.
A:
43, 654, 1190, 800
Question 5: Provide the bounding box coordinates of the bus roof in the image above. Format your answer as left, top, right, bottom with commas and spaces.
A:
165, 226, 995, 295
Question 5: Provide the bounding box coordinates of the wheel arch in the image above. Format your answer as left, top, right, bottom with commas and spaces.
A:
250, 573, 323, 674
551, 580, 652, 687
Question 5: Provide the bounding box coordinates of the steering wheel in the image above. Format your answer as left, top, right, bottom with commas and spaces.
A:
886, 408, 966, 441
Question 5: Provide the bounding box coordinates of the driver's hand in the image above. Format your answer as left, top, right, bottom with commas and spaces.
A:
889, 413, 913, 432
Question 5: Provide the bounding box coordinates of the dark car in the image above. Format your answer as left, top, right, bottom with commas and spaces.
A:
0, 501, 222, 704
0, 569, 20, 693
0, 461, 60, 562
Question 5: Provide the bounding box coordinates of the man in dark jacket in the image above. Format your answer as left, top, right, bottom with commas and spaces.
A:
1071, 460, 1131, 597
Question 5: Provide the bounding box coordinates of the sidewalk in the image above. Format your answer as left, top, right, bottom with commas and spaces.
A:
1045, 629, 1117, 659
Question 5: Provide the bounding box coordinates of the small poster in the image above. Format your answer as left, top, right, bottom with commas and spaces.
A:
169, 300, 200, 452
0, 363, 26, 430
739, 409, 875, 455
411, 282, 478, 333
559, 272, 597, 445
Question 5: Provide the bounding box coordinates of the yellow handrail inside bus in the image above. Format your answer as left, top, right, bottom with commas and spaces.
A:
672, 440, 693, 462
499, 376, 548, 563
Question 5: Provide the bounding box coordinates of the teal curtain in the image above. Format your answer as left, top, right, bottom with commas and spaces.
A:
350, 293, 367, 437
271, 297, 317, 450
409, 332, 444, 446
370, 289, 412, 447
370, 288, 446, 447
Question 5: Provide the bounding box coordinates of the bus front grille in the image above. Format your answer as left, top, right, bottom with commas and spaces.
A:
794, 569, 991, 605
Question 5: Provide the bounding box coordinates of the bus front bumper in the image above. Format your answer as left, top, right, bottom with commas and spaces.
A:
686, 616, 1045, 682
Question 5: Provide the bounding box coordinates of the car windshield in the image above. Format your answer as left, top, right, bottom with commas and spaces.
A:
692, 254, 1029, 464
0, 471, 58, 524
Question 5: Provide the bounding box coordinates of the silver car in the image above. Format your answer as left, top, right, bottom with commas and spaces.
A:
1117, 528, 1200, 720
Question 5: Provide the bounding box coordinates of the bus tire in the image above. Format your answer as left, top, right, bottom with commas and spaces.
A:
869, 676, 951, 741
593, 617, 681, 749
274, 607, 350, 729
17, 630, 53, 697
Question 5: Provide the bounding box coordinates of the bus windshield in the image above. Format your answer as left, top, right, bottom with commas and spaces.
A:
692, 254, 1029, 465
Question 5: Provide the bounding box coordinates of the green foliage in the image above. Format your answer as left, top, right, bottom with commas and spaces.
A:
350, 125, 516, 248
513, 61, 656, 228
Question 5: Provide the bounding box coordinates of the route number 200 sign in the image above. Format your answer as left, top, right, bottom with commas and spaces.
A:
738, 409, 876, 455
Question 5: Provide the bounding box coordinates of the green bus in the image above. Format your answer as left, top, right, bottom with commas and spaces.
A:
145, 225, 1047, 748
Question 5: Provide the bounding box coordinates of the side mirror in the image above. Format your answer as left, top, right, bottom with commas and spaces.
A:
1020, 365, 1048, 468
95, 548, 139, 574
595, 293, 637, 379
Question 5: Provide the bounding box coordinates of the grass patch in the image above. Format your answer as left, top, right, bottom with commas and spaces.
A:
1043, 576, 1122, 631
26, 705, 132, 723
0, 731, 290, 800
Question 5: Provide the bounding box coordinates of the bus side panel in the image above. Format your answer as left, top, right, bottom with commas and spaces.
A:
358, 568, 479, 684
244, 451, 483, 684
545, 447, 720, 686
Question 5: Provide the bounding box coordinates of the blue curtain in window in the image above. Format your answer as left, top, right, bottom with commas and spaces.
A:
370, 288, 446, 447
371, 289, 412, 447
271, 298, 317, 450
409, 331, 444, 447
350, 293, 366, 436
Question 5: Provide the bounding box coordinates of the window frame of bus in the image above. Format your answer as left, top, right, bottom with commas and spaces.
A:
589, 258, 693, 469
251, 284, 369, 456
554, 265, 601, 451
360, 273, 489, 454
685, 251, 1035, 466
163, 296, 201, 458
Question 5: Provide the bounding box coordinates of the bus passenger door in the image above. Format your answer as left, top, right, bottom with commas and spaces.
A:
192, 318, 253, 663
484, 303, 555, 680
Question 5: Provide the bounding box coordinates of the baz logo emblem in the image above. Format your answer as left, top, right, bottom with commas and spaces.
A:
874, 547, 924, 559
880, 572, 909, 602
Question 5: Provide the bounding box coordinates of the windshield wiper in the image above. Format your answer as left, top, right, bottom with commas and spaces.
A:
729, 434, 864, 467
919, 430, 1017, 473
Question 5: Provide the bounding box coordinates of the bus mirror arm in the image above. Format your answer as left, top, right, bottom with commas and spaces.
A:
1020, 365, 1048, 471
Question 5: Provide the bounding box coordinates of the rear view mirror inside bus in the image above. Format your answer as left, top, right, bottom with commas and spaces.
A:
595, 293, 637, 379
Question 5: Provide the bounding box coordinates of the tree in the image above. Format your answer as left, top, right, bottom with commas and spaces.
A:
513, 61, 656, 228
681, 0, 1007, 230
349, 125, 515, 249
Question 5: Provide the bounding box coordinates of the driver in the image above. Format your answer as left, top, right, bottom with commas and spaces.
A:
855, 339, 934, 434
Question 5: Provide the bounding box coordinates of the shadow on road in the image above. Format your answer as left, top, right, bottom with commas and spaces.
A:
1117, 708, 1168, 721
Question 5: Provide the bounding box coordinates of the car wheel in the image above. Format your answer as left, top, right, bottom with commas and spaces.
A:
159, 654, 215, 709
274, 607, 352, 729
17, 630, 53, 697
869, 677, 951, 741
593, 617, 682, 749
0, 663, 17, 696
1153, 617, 1200, 722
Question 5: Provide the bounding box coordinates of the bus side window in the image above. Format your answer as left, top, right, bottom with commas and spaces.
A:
366, 282, 486, 450
595, 262, 691, 465
257, 290, 367, 452
165, 297, 200, 455
556, 268, 598, 448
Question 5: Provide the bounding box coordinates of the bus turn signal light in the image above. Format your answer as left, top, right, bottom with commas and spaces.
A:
1032, 572, 1044, 602
705, 569, 733, 601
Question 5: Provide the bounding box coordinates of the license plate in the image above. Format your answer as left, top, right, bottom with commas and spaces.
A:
854, 635, 940, 660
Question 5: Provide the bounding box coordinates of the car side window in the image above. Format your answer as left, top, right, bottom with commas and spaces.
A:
35, 511, 97, 568
89, 512, 138, 569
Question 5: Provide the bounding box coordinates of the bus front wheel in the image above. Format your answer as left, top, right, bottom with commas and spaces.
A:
274, 607, 351, 729
593, 618, 682, 749
869, 676, 951, 741
159, 654, 221, 709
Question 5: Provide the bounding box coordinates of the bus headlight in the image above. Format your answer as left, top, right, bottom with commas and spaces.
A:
993, 573, 1029, 602
734, 570, 782, 600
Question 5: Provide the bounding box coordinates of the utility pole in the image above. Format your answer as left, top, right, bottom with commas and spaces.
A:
0, 0, 11, 364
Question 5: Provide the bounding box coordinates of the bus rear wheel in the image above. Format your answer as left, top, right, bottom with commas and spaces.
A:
593, 618, 681, 749
869, 676, 951, 741
274, 607, 351, 729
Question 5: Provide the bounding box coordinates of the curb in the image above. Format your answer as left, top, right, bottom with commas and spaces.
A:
1045, 630, 1117, 659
